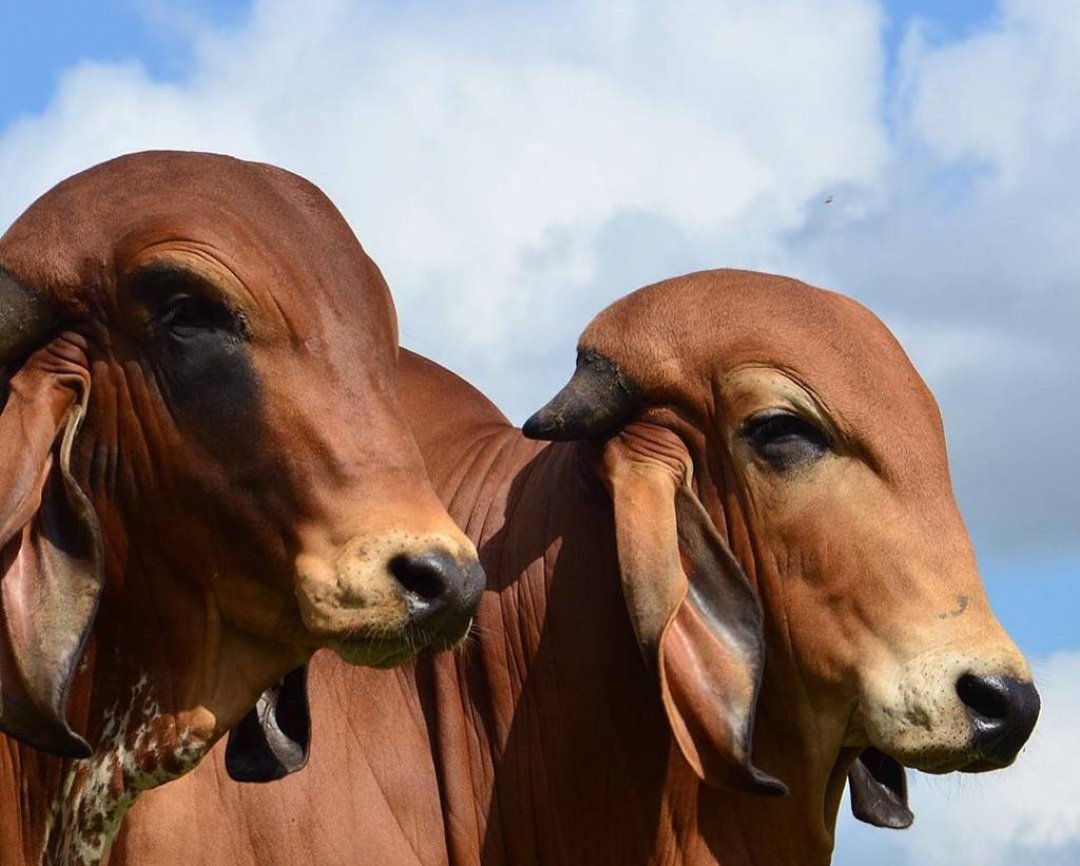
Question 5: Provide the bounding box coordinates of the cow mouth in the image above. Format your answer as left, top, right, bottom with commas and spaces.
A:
328, 616, 475, 668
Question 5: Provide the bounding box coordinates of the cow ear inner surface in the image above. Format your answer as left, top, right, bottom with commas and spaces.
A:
226, 665, 311, 783
848, 747, 914, 829
0, 366, 102, 758
601, 432, 785, 796
659, 486, 787, 795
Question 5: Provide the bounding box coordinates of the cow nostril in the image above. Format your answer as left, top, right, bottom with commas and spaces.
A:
390, 554, 448, 603
956, 673, 1040, 766
956, 673, 1011, 721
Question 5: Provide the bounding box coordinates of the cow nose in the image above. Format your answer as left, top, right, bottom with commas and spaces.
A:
956, 673, 1040, 765
390, 550, 483, 629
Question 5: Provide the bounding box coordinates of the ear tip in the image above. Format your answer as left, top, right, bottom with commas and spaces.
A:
65, 734, 93, 759
0, 716, 93, 759
50, 729, 92, 755
743, 765, 790, 797
15, 721, 92, 755
851, 802, 915, 830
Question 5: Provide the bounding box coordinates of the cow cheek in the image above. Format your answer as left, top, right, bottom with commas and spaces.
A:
293, 542, 411, 639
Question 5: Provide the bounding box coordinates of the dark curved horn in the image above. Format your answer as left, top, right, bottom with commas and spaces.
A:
0, 270, 54, 364
523, 348, 641, 441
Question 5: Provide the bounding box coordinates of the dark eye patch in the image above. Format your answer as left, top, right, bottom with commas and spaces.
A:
129, 263, 259, 447
742, 411, 830, 472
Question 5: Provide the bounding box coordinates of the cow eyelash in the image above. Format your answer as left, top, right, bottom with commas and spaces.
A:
741, 411, 830, 471
131, 265, 247, 341
153, 292, 247, 341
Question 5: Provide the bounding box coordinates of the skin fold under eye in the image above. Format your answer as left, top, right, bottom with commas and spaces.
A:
742, 411, 830, 471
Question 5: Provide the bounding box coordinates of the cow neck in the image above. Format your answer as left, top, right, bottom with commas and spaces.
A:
415, 422, 840, 866
0, 734, 54, 866
0, 654, 203, 866
2, 502, 294, 866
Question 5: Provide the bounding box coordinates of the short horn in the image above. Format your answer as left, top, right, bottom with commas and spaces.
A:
523, 348, 640, 441
0, 269, 54, 364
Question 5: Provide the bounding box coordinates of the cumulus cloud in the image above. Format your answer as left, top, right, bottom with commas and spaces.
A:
0, 3, 1073, 863
0, 0, 1075, 558
780, 0, 1080, 553
834, 652, 1080, 866
0, 0, 887, 385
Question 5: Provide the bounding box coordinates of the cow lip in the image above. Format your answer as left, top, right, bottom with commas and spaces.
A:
879, 748, 988, 776
417, 616, 475, 656
325, 613, 473, 668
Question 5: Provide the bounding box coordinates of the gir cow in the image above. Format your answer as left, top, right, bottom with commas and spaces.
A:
0, 151, 482, 866
113, 269, 1038, 866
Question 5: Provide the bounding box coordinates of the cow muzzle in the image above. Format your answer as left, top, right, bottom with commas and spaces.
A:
857, 643, 1039, 774
294, 530, 484, 667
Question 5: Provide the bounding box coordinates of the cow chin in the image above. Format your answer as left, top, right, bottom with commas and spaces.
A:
325, 616, 475, 669
327, 635, 419, 669
856, 644, 1036, 775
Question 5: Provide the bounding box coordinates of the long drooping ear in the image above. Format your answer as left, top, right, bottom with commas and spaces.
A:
848, 748, 913, 829
225, 665, 311, 783
601, 433, 786, 796
0, 351, 102, 758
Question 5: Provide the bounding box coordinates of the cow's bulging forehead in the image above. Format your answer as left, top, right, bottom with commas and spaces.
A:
0, 151, 395, 348
580, 269, 950, 485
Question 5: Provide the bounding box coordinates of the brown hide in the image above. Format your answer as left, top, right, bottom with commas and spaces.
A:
0, 152, 480, 866
113, 270, 1036, 866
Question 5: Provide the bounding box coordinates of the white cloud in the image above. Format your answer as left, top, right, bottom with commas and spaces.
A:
1, 3, 1076, 862
834, 652, 1080, 866
778, 0, 1080, 553
0, 0, 1077, 554
902, 0, 1080, 180
0, 0, 887, 375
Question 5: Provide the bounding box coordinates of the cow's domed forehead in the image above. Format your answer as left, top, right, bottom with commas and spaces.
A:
0, 151, 393, 332
580, 269, 947, 477
583, 269, 932, 402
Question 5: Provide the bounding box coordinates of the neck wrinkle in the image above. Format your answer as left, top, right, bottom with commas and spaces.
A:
422, 426, 677, 866
421, 423, 844, 866
1, 734, 54, 866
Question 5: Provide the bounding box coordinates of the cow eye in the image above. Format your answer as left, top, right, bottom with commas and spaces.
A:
154, 293, 245, 343
742, 412, 829, 471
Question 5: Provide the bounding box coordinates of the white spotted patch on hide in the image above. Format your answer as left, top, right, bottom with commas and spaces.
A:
41, 675, 209, 866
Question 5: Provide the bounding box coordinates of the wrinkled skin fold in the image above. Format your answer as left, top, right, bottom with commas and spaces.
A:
115, 270, 1037, 866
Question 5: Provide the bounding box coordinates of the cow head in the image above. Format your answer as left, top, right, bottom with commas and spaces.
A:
0, 152, 482, 804
525, 269, 1037, 825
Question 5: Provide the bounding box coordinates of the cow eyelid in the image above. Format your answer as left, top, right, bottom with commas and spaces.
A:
152, 292, 245, 337
741, 410, 830, 471
130, 265, 243, 329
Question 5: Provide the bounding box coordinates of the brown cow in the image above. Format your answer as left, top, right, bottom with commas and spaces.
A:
0, 151, 483, 866
112, 269, 1038, 866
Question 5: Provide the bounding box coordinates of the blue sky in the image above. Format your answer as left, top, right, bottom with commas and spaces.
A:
0, 1, 222, 118
1, 1, 1076, 864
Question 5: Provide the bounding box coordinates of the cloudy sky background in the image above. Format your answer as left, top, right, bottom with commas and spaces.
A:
1, 1, 1076, 863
